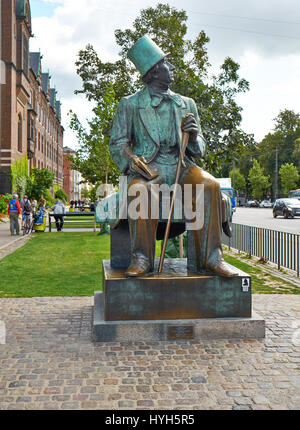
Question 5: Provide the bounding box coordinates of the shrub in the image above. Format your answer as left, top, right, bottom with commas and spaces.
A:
0, 193, 13, 214
44, 189, 56, 206
54, 188, 68, 202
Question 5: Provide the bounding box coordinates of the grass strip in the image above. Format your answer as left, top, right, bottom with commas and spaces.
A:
223, 253, 299, 294
0, 232, 298, 297
0, 232, 109, 297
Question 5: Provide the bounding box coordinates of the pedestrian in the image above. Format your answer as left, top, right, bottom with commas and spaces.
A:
39, 194, 46, 209
20, 195, 31, 230
30, 197, 37, 214
8, 193, 21, 236
52, 199, 65, 231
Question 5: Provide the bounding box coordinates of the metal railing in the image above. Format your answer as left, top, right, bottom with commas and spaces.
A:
222, 223, 300, 277
48, 212, 96, 232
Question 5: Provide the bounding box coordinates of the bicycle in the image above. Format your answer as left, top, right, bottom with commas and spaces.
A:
23, 213, 33, 235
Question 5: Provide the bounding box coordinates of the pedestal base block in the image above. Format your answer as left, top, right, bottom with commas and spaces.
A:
92, 291, 265, 342
102, 258, 252, 321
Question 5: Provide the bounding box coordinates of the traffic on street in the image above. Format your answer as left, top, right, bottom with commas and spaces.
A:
232, 207, 300, 234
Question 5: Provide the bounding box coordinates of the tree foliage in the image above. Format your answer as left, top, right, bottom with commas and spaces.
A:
28, 168, 55, 200
68, 83, 120, 185
10, 155, 29, 199
229, 168, 246, 193
293, 138, 300, 171
74, 3, 254, 176
257, 109, 300, 196
279, 163, 299, 195
248, 159, 271, 199
54, 188, 68, 202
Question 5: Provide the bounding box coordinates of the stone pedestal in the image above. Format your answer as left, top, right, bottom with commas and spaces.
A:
92, 258, 265, 342
92, 291, 265, 342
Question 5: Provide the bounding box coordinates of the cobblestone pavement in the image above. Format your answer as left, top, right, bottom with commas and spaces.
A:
0, 295, 299, 410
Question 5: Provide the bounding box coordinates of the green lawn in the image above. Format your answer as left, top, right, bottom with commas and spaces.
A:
0, 232, 298, 298
223, 253, 299, 294
50, 223, 96, 229
0, 232, 110, 297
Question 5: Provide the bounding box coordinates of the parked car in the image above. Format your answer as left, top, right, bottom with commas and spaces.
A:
246, 200, 260, 207
273, 198, 300, 218
259, 200, 272, 208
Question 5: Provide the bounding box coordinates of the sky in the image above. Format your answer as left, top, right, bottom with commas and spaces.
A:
28, 0, 300, 150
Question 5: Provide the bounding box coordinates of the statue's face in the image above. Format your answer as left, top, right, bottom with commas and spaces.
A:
155, 58, 175, 86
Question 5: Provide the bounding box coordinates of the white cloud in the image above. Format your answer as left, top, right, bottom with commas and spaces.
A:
42, 0, 64, 4
237, 51, 300, 141
30, 0, 300, 149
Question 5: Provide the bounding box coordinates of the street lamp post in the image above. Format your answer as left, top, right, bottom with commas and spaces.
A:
274, 144, 278, 200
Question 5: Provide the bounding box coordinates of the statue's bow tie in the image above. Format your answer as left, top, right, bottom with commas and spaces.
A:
150, 92, 182, 107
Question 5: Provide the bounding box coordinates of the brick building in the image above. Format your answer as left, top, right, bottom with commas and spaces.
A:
63, 146, 81, 201
0, 0, 64, 193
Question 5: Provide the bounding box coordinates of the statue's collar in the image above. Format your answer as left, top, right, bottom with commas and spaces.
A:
138, 86, 183, 108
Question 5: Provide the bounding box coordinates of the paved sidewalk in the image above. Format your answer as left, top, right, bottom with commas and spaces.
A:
0, 221, 33, 260
0, 294, 299, 410
0, 220, 21, 249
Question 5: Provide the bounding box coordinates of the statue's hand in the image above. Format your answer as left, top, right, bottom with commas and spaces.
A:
182, 114, 198, 142
129, 154, 140, 165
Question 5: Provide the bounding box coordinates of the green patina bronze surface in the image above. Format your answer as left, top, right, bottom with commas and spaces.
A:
102, 259, 251, 321
127, 35, 167, 77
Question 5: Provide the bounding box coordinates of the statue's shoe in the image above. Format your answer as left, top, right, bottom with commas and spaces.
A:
222, 221, 232, 238
206, 260, 239, 277
125, 258, 151, 277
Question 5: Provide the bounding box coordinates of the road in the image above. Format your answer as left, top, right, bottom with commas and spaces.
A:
232, 207, 300, 234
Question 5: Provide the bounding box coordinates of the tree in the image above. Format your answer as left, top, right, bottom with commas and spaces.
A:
248, 159, 271, 199
229, 168, 246, 193
274, 110, 300, 136
68, 83, 120, 185
74, 3, 254, 176
293, 138, 300, 171
54, 188, 68, 202
28, 168, 54, 200
10, 155, 29, 199
257, 109, 300, 195
279, 163, 299, 195
81, 188, 90, 199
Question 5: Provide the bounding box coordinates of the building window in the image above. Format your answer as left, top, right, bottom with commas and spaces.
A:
32, 90, 36, 110
23, 34, 29, 78
38, 133, 40, 151
30, 118, 34, 140
18, 114, 22, 152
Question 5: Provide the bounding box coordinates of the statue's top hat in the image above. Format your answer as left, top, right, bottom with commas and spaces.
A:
127, 35, 168, 77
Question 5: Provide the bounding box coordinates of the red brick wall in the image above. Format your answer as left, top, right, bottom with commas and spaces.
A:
0, 0, 64, 189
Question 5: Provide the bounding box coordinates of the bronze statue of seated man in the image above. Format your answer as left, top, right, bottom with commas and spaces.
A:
109, 35, 237, 278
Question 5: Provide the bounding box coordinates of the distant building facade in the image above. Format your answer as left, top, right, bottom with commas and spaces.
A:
0, 0, 64, 193
63, 146, 81, 201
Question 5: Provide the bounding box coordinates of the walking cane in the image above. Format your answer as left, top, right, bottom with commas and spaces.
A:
158, 113, 194, 274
